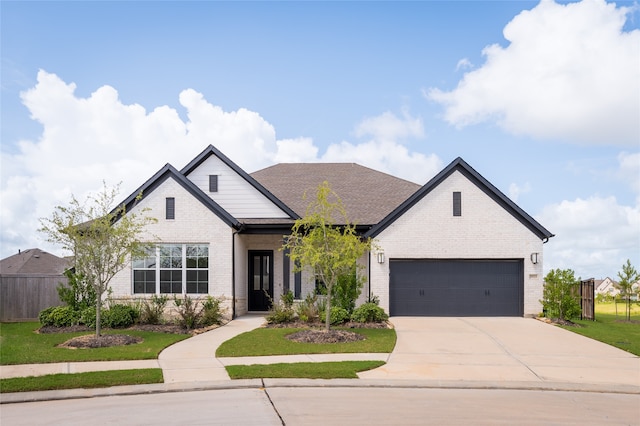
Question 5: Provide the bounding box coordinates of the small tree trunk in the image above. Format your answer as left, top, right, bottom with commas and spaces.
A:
95, 297, 102, 337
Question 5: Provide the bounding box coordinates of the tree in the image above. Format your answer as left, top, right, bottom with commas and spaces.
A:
542, 268, 581, 321
283, 181, 372, 331
617, 259, 639, 321
40, 182, 155, 336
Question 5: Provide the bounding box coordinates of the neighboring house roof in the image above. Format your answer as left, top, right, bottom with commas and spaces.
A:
366, 157, 555, 240
117, 163, 242, 229
0, 248, 70, 276
251, 163, 421, 226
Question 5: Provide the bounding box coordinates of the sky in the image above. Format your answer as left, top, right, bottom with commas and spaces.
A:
1, 0, 639, 280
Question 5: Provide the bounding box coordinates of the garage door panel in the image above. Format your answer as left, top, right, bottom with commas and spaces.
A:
390, 259, 523, 316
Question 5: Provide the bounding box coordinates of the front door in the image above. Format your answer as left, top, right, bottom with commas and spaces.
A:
248, 251, 273, 311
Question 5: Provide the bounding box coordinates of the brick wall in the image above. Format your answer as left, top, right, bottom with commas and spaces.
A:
370, 170, 545, 316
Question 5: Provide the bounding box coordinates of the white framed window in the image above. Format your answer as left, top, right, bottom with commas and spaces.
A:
133, 244, 209, 294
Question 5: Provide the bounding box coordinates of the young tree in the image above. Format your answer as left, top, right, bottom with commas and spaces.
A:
542, 268, 581, 321
617, 259, 639, 321
40, 182, 156, 336
283, 181, 372, 331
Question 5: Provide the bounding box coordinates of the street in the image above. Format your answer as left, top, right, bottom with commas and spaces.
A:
2, 386, 638, 425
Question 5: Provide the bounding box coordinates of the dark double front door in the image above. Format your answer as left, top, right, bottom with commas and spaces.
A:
248, 251, 273, 311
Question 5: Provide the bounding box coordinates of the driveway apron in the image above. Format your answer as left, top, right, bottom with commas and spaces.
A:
358, 317, 640, 388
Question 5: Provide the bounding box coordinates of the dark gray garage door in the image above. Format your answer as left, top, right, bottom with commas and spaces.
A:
389, 259, 523, 316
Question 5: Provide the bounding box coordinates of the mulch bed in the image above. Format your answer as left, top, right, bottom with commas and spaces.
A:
266, 320, 391, 329
58, 334, 143, 349
286, 329, 365, 343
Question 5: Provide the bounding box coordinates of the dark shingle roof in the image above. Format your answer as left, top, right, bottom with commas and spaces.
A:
0, 248, 71, 276
251, 163, 421, 225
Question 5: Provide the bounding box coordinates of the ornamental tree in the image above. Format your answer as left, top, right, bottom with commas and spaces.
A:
617, 259, 639, 321
283, 181, 372, 331
39, 182, 156, 336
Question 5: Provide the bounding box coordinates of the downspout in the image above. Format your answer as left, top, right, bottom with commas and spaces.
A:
232, 228, 239, 320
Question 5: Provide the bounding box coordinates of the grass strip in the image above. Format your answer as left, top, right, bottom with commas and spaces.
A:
0, 369, 163, 393
560, 312, 640, 356
0, 322, 189, 365
226, 361, 385, 379
216, 328, 396, 357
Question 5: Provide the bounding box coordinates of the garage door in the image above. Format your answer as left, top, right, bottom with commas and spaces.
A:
389, 259, 523, 316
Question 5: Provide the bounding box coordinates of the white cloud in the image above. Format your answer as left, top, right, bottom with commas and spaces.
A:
455, 58, 473, 72
508, 182, 531, 202
428, 0, 640, 146
617, 151, 640, 196
1, 71, 441, 258
537, 194, 640, 279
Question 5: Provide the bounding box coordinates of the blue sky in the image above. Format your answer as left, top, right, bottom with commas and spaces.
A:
1, 0, 639, 280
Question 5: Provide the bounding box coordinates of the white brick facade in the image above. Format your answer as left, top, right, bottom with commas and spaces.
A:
369, 170, 545, 316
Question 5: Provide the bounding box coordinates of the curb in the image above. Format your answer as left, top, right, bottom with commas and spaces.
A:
2, 378, 638, 404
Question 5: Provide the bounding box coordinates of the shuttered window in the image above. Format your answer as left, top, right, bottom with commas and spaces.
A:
209, 175, 218, 192
453, 192, 461, 216
166, 197, 175, 220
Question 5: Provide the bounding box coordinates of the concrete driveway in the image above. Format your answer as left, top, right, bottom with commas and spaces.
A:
358, 317, 640, 389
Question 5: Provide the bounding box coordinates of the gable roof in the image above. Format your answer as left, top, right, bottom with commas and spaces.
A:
365, 157, 555, 240
0, 248, 70, 276
118, 163, 242, 229
181, 145, 299, 219
251, 163, 421, 226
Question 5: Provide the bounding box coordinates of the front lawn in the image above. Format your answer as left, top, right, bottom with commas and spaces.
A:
0, 369, 163, 393
0, 322, 189, 365
226, 361, 385, 379
560, 303, 640, 356
216, 327, 396, 357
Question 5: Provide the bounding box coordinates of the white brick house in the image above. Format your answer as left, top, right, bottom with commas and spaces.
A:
109, 145, 554, 317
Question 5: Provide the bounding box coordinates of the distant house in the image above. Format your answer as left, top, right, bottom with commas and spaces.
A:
595, 277, 620, 297
0, 248, 70, 321
0, 248, 70, 276
105, 144, 554, 318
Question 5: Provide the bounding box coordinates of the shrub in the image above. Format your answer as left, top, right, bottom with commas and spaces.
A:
266, 292, 295, 324
173, 295, 202, 330
140, 295, 168, 325
332, 268, 363, 314
296, 293, 319, 323
80, 307, 98, 328
351, 302, 389, 323
329, 306, 350, 325
103, 304, 138, 328
201, 296, 226, 326
57, 270, 96, 312
39, 306, 80, 327
542, 268, 581, 321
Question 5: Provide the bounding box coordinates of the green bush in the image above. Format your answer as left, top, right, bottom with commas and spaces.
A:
103, 304, 138, 328
80, 307, 98, 328
332, 268, 363, 314
542, 268, 581, 320
57, 270, 96, 312
39, 306, 80, 327
201, 296, 226, 326
266, 292, 295, 324
351, 302, 389, 323
296, 293, 319, 323
173, 295, 201, 330
329, 306, 350, 325
140, 295, 168, 325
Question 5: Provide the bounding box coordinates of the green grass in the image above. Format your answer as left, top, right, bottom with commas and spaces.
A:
0, 369, 163, 393
226, 361, 385, 379
0, 322, 189, 365
216, 327, 396, 357
560, 303, 640, 356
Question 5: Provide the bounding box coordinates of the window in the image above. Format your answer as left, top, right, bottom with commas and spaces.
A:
453, 191, 462, 217
209, 175, 218, 192
133, 244, 209, 294
166, 197, 175, 220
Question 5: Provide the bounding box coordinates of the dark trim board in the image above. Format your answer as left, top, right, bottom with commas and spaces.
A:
389, 258, 524, 317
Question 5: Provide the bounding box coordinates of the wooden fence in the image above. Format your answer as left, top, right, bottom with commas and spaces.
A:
0, 275, 65, 321
579, 278, 595, 321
